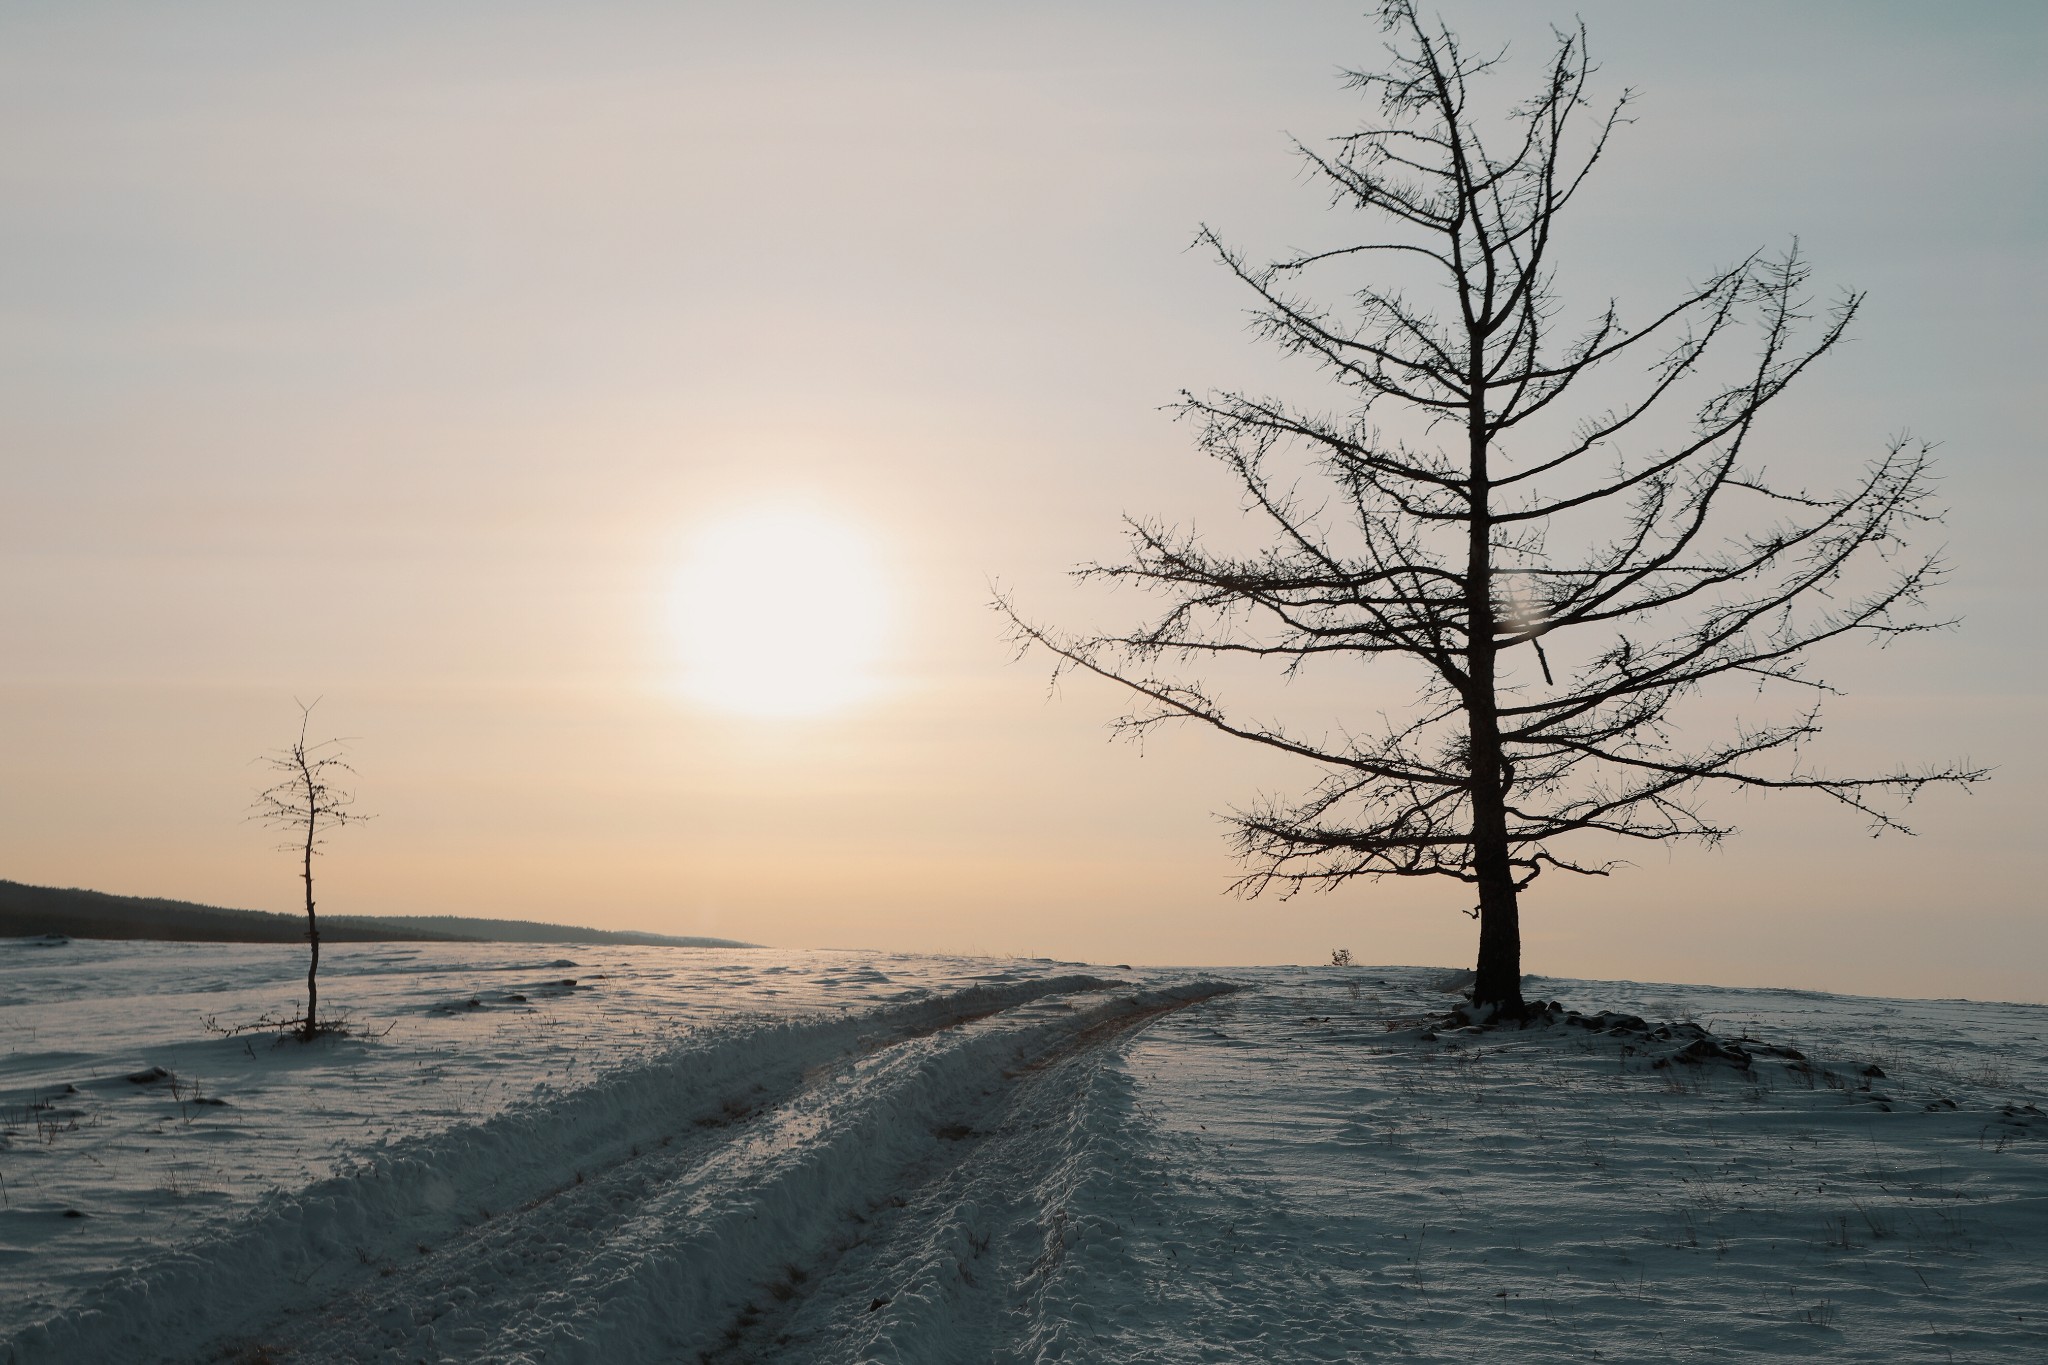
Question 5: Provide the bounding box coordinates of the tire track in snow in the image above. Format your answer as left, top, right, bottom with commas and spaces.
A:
706, 981, 1242, 1364
4, 974, 1126, 1365
285, 980, 1233, 1364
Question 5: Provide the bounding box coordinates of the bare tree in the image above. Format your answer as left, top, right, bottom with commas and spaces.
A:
251, 701, 368, 1040
999, 2, 1985, 1016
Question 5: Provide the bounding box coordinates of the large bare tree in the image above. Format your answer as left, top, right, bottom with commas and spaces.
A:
999, 2, 1984, 1015
251, 701, 368, 1040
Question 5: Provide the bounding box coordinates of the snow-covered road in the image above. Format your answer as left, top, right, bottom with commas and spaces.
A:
4, 941, 2046, 1361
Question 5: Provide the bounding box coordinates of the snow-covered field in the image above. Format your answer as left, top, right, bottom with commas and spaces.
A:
2, 938, 2044, 1362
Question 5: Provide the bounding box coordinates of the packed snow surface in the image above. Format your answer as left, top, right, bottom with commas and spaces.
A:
2, 938, 2045, 1362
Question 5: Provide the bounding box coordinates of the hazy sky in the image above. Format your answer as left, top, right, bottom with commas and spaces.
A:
3, 1, 2043, 1001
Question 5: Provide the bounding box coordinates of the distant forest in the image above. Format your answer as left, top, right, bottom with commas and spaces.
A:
0, 880, 755, 949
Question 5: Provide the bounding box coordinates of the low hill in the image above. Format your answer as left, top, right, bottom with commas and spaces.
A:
0, 880, 754, 949
326, 913, 754, 949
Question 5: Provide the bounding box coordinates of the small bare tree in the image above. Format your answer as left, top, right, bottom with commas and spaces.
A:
999, 2, 1985, 1016
251, 701, 368, 1040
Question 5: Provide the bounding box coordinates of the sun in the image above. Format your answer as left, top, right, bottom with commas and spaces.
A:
668, 507, 889, 717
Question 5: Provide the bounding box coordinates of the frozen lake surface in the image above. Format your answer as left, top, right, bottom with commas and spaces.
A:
2, 938, 2044, 1362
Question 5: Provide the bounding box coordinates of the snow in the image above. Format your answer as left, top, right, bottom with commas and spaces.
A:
3, 939, 2045, 1361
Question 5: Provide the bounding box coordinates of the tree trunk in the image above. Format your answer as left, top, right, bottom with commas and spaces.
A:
1468, 749, 1524, 1012
1466, 653, 1526, 1011
301, 813, 319, 1041
1466, 374, 1525, 1015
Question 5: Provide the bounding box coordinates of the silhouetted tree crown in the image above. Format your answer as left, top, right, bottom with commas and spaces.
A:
999, 1, 1984, 1013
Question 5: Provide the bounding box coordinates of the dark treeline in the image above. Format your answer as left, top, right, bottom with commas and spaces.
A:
344, 913, 754, 949
0, 880, 449, 943
0, 880, 754, 949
